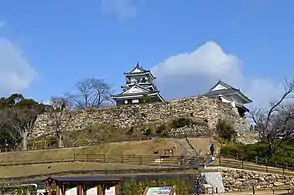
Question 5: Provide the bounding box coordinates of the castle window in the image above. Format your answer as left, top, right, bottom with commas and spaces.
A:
132, 99, 139, 103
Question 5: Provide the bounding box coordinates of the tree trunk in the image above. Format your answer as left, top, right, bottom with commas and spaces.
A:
57, 132, 63, 148
268, 144, 274, 157
22, 132, 28, 150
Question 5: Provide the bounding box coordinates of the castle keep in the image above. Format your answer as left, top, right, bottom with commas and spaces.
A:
111, 63, 164, 106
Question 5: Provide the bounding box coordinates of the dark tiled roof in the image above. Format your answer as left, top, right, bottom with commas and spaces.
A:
124, 63, 149, 74
209, 80, 237, 91
202, 88, 238, 97
111, 91, 159, 98
202, 88, 252, 103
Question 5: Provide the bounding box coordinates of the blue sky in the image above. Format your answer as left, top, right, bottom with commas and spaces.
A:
0, 0, 293, 107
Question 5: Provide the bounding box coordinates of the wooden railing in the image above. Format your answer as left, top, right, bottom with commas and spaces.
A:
218, 151, 294, 175
73, 153, 182, 166
0, 154, 183, 167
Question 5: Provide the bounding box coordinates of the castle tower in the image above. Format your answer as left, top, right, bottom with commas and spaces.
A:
111, 63, 164, 106
202, 80, 252, 117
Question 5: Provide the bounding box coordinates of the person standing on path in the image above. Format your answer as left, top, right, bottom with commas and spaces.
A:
210, 143, 215, 156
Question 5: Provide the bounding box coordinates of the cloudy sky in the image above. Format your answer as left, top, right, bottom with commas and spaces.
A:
0, 0, 293, 109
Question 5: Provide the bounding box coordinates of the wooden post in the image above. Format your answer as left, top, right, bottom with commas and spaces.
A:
115, 183, 119, 195
97, 185, 103, 195
140, 156, 143, 165
48, 186, 52, 195
77, 184, 82, 195
56, 186, 60, 195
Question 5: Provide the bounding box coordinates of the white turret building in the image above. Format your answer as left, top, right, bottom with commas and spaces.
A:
111, 63, 164, 106
202, 80, 252, 117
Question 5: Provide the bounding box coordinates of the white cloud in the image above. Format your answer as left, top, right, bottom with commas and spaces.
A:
101, 0, 139, 19
0, 37, 37, 96
152, 41, 284, 109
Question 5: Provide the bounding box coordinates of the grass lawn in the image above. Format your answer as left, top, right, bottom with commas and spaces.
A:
0, 139, 182, 164
0, 162, 169, 179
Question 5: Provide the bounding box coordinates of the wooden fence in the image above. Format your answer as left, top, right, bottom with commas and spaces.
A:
73, 153, 182, 166
218, 151, 294, 175
0, 154, 183, 167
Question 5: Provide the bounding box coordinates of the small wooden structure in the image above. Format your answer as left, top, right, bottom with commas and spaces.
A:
42, 176, 120, 195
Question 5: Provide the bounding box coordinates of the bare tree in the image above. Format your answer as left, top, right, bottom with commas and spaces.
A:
48, 97, 72, 148
250, 78, 294, 156
65, 78, 113, 110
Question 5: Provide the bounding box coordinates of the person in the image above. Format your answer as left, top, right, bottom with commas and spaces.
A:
209, 143, 215, 156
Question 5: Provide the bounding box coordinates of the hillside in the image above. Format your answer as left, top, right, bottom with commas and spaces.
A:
0, 138, 218, 179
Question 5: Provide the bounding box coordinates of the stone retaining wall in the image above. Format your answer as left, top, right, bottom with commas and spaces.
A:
220, 168, 294, 192
32, 97, 250, 138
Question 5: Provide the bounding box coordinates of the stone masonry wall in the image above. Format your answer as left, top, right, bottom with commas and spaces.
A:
31, 97, 250, 138
220, 168, 294, 192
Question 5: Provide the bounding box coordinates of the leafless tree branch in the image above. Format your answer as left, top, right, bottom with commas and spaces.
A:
65, 78, 114, 110
249, 78, 294, 156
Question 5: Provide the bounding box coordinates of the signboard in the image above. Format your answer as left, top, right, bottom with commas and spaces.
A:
143, 186, 176, 195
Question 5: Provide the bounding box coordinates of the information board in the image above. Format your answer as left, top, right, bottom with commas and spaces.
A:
143, 186, 176, 195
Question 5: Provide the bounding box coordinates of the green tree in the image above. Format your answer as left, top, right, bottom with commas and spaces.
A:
0, 94, 45, 150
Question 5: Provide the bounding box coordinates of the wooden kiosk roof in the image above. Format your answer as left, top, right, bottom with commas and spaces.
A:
43, 176, 120, 195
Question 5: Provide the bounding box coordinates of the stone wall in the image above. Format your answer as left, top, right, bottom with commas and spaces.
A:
32, 97, 251, 138
220, 168, 294, 192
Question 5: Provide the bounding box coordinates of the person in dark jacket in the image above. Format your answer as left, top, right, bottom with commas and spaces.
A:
210, 143, 215, 156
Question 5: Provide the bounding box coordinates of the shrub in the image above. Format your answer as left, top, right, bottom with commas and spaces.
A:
155, 124, 166, 135
142, 128, 152, 136
220, 142, 294, 167
171, 118, 194, 128
126, 127, 134, 135
216, 120, 237, 142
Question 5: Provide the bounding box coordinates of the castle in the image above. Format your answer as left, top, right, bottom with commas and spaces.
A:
31, 63, 252, 138
111, 63, 164, 106
111, 63, 252, 117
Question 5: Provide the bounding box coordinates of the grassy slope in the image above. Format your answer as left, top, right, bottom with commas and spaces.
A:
0, 137, 219, 178
0, 139, 182, 163
0, 162, 159, 178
